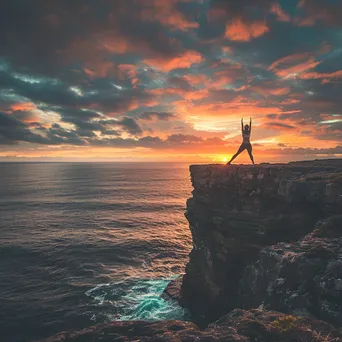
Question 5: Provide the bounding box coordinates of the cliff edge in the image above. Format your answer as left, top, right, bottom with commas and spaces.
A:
177, 159, 342, 325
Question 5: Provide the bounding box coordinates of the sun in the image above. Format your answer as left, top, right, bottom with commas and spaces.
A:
213, 156, 229, 163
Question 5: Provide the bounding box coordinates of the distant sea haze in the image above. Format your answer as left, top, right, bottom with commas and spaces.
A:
0, 162, 192, 342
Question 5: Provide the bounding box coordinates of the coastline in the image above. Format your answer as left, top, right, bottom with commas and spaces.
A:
41, 159, 342, 341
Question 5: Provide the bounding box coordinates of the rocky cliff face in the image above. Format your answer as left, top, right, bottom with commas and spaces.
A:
239, 215, 342, 326
181, 159, 342, 325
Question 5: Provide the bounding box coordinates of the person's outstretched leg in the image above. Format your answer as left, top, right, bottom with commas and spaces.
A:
247, 144, 255, 164
227, 144, 245, 164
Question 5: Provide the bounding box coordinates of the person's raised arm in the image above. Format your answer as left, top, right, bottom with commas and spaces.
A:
250, 117, 252, 132
241, 118, 243, 133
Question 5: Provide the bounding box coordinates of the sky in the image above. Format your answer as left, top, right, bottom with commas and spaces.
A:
0, 0, 342, 163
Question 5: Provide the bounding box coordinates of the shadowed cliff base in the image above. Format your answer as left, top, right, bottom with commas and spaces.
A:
166, 159, 342, 327
41, 309, 342, 341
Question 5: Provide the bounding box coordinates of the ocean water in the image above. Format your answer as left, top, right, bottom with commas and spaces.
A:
0, 163, 193, 342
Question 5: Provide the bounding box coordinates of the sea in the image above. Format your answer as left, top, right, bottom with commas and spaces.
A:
0, 162, 193, 342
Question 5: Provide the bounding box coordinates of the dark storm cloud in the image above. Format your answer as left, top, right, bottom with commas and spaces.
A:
266, 122, 296, 130
279, 80, 342, 122
314, 121, 342, 141
0, 71, 80, 107
266, 145, 342, 155
98, 117, 143, 136
86, 88, 155, 114
167, 134, 203, 144
116, 117, 143, 135
0, 111, 47, 145
59, 108, 101, 121
210, 0, 273, 15
47, 123, 88, 144
0, 69, 155, 117
298, 0, 342, 27
0, 109, 211, 148
97, 134, 225, 149
54, 109, 143, 137
0, 66, 146, 139
0, 0, 188, 79
196, 88, 239, 105
140, 112, 176, 121
208, 0, 274, 31
11, 110, 36, 122
56, 108, 105, 134
167, 76, 193, 90
0, 111, 91, 145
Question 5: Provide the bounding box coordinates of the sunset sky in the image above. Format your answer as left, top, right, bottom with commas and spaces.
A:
0, 0, 341, 162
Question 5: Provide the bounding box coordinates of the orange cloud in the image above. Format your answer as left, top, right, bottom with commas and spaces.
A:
268, 53, 320, 78
44, 14, 60, 29
174, 97, 284, 121
211, 67, 243, 87
296, 0, 342, 27
270, 3, 290, 22
84, 60, 118, 78
225, 19, 269, 41
320, 113, 342, 121
63, 29, 182, 76
10, 102, 36, 112
10, 110, 40, 124
269, 52, 310, 69
300, 70, 342, 81
147, 87, 208, 101
183, 74, 208, 86
295, 16, 316, 27
148, 88, 184, 97
183, 66, 243, 89
252, 85, 290, 96
119, 64, 139, 86
140, 0, 198, 30
143, 50, 203, 72
119, 64, 137, 79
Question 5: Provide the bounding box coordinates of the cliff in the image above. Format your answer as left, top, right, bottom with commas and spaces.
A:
177, 159, 342, 325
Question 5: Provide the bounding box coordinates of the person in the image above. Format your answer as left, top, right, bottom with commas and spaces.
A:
227, 118, 255, 165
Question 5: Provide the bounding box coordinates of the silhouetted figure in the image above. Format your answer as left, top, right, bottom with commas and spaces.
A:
227, 118, 255, 165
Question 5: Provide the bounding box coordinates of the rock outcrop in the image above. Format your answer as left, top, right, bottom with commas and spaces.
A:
239, 215, 342, 326
180, 159, 342, 324
40, 309, 342, 342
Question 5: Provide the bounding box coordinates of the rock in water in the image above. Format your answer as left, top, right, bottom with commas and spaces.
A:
162, 275, 184, 302
181, 159, 342, 324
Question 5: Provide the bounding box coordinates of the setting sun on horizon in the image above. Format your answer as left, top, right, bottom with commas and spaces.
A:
213, 156, 229, 164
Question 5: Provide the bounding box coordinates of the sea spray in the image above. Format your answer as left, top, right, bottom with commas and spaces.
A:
86, 277, 189, 321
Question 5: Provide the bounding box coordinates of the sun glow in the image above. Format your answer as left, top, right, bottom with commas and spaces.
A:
213, 156, 229, 163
